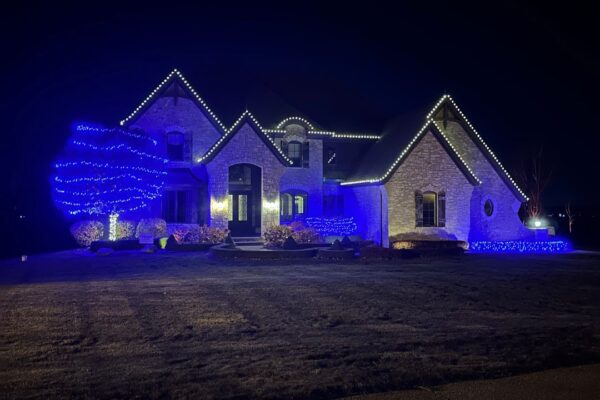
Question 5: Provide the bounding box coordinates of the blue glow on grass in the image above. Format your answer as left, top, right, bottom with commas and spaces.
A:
469, 240, 570, 254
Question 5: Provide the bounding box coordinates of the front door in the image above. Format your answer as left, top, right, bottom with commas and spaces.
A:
228, 191, 253, 236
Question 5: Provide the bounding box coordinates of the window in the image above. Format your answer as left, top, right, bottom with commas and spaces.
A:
280, 191, 307, 221
484, 199, 494, 217
422, 192, 437, 227
162, 190, 188, 222
167, 132, 184, 161
415, 190, 445, 227
288, 141, 301, 166
282, 140, 309, 168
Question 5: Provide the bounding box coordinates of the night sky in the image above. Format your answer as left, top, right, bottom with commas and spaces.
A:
1, 2, 598, 256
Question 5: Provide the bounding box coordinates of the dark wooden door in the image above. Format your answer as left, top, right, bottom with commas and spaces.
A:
228, 191, 254, 236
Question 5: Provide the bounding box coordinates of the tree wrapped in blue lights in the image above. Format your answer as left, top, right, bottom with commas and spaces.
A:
52, 124, 168, 240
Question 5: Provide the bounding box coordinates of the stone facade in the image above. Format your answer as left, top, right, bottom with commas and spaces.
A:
120, 71, 530, 244
277, 124, 324, 217
384, 130, 474, 242
440, 121, 532, 241
131, 96, 222, 161
205, 122, 286, 233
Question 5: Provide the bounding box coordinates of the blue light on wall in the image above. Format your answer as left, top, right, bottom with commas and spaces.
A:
469, 240, 570, 253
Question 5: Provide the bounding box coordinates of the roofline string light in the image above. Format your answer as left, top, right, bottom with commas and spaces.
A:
264, 128, 380, 140
196, 110, 292, 164
426, 94, 528, 201
275, 116, 316, 130
119, 69, 228, 130
341, 120, 481, 186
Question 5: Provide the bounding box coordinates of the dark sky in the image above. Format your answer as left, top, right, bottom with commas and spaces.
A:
1, 1, 598, 255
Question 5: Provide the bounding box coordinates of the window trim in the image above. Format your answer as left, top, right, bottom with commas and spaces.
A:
280, 190, 308, 221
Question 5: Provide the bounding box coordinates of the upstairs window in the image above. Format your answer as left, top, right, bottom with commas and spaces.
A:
167, 132, 184, 161
415, 190, 445, 227
281, 140, 309, 168
288, 141, 301, 165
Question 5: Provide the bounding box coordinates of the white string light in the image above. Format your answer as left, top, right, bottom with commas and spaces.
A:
119, 69, 228, 130
341, 120, 480, 186
426, 94, 528, 201
197, 110, 292, 164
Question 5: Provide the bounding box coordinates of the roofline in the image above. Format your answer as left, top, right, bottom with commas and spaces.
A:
341, 120, 481, 186
197, 111, 292, 166
119, 68, 228, 133
427, 94, 529, 202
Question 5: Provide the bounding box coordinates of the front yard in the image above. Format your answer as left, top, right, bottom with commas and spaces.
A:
1, 251, 599, 399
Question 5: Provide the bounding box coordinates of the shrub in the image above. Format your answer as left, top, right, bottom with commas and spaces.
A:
167, 223, 201, 244
198, 225, 229, 244
292, 227, 321, 244
263, 225, 293, 248
116, 220, 136, 240
70, 220, 104, 247
136, 218, 167, 239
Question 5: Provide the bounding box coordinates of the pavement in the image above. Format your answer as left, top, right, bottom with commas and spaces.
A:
344, 364, 600, 400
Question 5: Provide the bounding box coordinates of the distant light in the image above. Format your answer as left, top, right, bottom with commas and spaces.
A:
20, 255, 27, 262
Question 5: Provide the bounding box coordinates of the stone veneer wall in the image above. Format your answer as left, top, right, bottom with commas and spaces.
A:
130, 96, 222, 161
384, 130, 474, 242
205, 122, 286, 233
441, 121, 532, 241
278, 136, 324, 217
341, 184, 388, 246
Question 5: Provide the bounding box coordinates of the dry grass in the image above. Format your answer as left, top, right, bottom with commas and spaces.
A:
1, 251, 599, 399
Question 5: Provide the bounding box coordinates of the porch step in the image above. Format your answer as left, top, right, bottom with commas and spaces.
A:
232, 237, 264, 246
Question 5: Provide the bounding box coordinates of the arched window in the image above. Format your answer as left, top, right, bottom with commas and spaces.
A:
415, 190, 445, 227
167, 132, 184, 161
280, 191, 307, 221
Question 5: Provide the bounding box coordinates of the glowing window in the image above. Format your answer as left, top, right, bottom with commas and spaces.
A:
422, 192, 437, 227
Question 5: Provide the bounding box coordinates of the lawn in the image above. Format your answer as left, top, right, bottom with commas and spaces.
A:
1, 251, 599, 399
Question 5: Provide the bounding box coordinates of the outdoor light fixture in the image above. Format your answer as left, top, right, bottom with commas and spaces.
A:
534, 219, 542, 228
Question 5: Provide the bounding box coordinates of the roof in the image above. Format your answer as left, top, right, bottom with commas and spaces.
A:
197, 111, 292, 166
344, 118, 481, 186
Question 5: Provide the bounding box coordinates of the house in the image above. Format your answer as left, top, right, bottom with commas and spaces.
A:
121, 69, 532, 246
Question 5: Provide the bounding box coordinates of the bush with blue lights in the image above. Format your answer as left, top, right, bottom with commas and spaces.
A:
52, 124, 168, 218
469, 240, 569, 253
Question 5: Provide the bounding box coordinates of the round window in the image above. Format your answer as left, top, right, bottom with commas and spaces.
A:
484, 199, 494, 217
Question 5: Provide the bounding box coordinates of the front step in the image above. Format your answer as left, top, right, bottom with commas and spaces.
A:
232, 236, 264, 246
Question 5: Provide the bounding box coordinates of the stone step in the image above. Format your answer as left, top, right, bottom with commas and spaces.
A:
232, 237, 264, 246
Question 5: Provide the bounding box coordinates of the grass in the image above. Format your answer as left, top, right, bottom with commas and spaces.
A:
1, 250, 599, 399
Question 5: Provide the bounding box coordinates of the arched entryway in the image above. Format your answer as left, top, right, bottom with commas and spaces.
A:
228, 164, 262, 236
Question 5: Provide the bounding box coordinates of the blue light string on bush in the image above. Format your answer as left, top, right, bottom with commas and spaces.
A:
469, 241, 569, 253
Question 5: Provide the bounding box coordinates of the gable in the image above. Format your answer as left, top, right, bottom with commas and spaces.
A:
343, 120, 480, 186
428, 96, 528, 202
119, 69, 227, 133
199, 113, 292, 166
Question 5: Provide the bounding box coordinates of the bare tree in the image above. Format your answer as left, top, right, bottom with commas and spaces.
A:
565, 203, 575, 233
517, 146, 552, 220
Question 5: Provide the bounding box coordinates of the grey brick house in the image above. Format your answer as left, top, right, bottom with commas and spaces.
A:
122, 69, 531, 245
